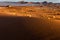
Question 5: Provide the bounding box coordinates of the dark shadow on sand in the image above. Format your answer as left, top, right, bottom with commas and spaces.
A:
0, 16, 55, 40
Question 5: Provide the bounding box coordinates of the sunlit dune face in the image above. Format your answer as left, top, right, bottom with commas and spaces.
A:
0, 6, 60, 20
0, 6, 40, 18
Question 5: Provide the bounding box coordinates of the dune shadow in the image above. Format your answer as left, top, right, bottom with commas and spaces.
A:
0, 16, 56, 40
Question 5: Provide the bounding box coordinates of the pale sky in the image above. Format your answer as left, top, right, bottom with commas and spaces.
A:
0, 0, 60, 3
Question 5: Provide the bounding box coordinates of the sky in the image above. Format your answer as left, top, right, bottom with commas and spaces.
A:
0, 0, 60, 3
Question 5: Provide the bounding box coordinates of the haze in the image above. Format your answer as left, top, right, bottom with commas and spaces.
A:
0, 0, 60, 3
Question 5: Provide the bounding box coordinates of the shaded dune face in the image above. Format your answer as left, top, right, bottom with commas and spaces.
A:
0, 16, 58, 40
